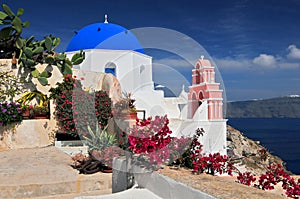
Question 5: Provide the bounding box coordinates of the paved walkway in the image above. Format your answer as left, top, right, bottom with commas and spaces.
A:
76, 188, 162, 199
0, 146, 111, 198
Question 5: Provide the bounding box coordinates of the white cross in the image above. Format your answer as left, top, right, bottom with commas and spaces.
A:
104, 14, 108, 23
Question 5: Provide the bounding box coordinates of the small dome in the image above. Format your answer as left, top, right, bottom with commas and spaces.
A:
66, 22, 144, 53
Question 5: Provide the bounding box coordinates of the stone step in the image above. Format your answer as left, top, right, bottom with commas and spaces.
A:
32, 189, 112, 199
0, 173, 112, 198
0, 146, 112, 198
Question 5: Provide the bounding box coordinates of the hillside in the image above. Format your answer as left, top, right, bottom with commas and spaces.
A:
226, 125, 286, 175
226, 95, 300, 118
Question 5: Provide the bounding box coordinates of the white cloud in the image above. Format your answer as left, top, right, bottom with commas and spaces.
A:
287, 45, 300, 59
253, 54, 277, 67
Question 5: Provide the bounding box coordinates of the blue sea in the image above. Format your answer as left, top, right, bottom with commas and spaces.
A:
227, 118, 300, 175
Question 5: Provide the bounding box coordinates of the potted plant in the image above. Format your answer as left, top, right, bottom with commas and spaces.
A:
113, 92, 137, 120
32, 103, 49, 119
84, 124, 124, 171
21, 104, 33, 118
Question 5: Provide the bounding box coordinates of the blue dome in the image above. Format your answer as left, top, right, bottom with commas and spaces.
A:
66, 23, 144, 53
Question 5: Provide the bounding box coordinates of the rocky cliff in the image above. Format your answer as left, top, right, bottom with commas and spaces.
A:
227, 125, 287, 175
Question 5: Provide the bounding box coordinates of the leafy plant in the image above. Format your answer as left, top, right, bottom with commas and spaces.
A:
0, 102, 22, 126
0, 71, 24, 102
17, 90, 49, 107
84, 124, 123, 168
0, 4, 29, 58
84, 124, 117, 151
0, 4, 85, 86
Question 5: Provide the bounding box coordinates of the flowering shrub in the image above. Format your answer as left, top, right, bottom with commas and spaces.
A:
126, 116, 233, 174
52, 75, 113, 136
192, 152, 233, 175
94, 90, 112, 128
237, 163, 300, 198
237, 172, 256, 186
169, 128, 204, 168
127, 115, 172, 165
49, 74, 82, 100
55, 89, 96, 136
0, 102, 22, 126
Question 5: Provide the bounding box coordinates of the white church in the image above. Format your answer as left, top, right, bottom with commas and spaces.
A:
65, 17, 227, 156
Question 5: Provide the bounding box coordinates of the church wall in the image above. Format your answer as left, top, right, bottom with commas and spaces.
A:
170, 118, 227, 155
132, 53, 153, 91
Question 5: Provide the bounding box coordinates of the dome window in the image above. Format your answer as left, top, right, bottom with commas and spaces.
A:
105, 62, 116, 76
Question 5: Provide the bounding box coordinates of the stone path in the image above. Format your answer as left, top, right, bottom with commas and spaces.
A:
0, 146, 111, 198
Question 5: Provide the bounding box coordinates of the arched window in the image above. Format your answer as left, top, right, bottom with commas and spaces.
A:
140, 65, 145, 74
105, 62, 116, 76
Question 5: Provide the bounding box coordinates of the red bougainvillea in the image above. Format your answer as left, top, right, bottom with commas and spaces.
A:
128, 115, 173, 165
237, 163, 300, 198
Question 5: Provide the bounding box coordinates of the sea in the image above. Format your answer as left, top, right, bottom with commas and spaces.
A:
227, 118, 300, 175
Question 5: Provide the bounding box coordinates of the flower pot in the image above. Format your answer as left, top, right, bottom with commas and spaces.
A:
102, 166, 113, 173
22, 109, 30, 118
33, 112, 49, 119
114, 112, 137, 120
33, 115, 48, 119
126, 112, 137, 120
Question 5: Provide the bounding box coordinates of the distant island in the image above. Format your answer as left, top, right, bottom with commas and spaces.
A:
226, 95, 300, 118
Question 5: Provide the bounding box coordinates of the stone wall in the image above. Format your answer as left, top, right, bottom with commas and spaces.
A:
0, 120, 56, 150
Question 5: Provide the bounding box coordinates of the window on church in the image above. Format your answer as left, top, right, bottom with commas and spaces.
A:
140, 65, 145, 74
105, 62, 116, 76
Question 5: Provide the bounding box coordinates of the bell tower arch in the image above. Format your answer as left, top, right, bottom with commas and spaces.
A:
188, 56, 223, 120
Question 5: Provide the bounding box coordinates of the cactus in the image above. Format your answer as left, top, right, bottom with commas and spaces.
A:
0, 4, 29, 58
0, 4, 85, 86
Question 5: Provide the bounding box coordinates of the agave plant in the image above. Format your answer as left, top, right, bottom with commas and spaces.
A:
84, 124, 117, 151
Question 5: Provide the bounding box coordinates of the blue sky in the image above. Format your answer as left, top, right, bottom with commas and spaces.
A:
2, 0, 300, 101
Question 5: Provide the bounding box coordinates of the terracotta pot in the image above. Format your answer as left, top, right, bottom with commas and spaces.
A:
33, 112, 49, 119
114, 112, 137, 120
22, 109, 30, 118
33, 115, 48, 119
102, 165, 113, 173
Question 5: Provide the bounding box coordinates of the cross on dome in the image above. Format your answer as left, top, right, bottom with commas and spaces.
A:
104, 14, 108, 23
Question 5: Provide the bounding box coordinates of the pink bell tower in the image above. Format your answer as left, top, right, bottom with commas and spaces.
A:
188, 56, 223, 120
